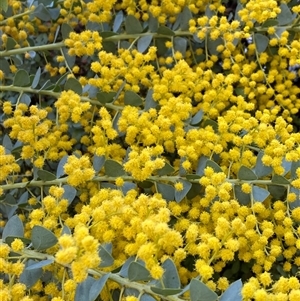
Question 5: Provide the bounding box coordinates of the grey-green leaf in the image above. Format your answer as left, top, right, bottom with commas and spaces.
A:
2, 215, 24, 242
156, 183, 175, 201
128, 261, 152, 281
254, 33, 269, 53
104, 159, 126, 177
89, 273, 110, 301
97, 91, 116, 104
124, 90, 143, 107
252, 185, 270, 202
162, 259, 180, 288
157, 162, 174, 176
13, 69, 30, 87
238, 166, 257, 181
277, 3, 297, 25
31, 226, 58, 251
220, 279, 242, 301
180, 7, 193, 30
20, 260, 43, 289
191, 110, 204, 125
144, 89, 157, 110
0, 0, 8, 12
113, 10, 123, 32
190, 279, 218, 301
175, 179, 192, 203
62, 184, 77, 205
125, 15, 143, 34
157, 26, 175, 36
234, 185, 250, 205
56, 155, 68, 178
37, 170, 56, 181
138, 35, 153, 53
75, 277, 95, 301
254, 151, 272, 178
61, 23, 73, 39
93, 155, 105, 173
99, 243, 114, 267
150, 287, 182, 296
25, 259, 54, 270
207, 37, 223, 55
261, 19, 278, 27
174, 37, 187, 57
31, 67, 41, 88
64, 78, 82, 95
272, 174, 290, 185
20, 93, 31, 106
206, 160, 223, 173
291, 160, 300, 179
32, 4, 52, 21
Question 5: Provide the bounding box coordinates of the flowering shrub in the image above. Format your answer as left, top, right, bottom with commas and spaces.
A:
1, 0, 300, 300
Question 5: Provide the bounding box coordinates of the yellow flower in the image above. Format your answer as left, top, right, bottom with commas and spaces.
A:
11, 239, 24, 252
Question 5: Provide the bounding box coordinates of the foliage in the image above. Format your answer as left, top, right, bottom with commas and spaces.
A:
1, 0, 300, 300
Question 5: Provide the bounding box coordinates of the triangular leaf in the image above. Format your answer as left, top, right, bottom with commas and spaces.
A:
97, 91, 116, 104
173, 37, 187, 57
252, 186, 270, 203
220, 279, 242, 301
2, 215, 24, 241
144, 89, 157, 110
20, 260, 43, 289
62, 184, 77, 205
162, 259, 180, 288
99, 244, 114, 267
156, 183, 175, 201
75, 277, 95, 301
180, 7, 193, 31
56, 155, 68, 178
89, 273, 110, 301
237, 166, 257, 181
157, 26, 175, 36
119, 256, 136, 278
277, 3, 297, 25
254, 33, 269, 53
31, 226, 58, 251
25, 259, 54, 270
64, 78, 82, 95
254, 151, 272, 178
31, 67, 41, 89
234, 185, 250, 205
125, 15, 143, 34
37, 170, 56, 181
128, 261, 152, 281
13, 69, 30, 87
150, 287, 182, 296
0, 0, 8, 12
124, 90, 143, 107
93, 155, 105, 173
272, 174, 290, 185
156, 162, 174, 176
190, 279, 218, 301
138, 35, 153, 53
32, 4, 52, 21
104, 159, 126, 177
191, 110, 204, 125
175, 179, 192, 203
291, 161, 300, 179
206, 160, 222, 173
113, 10, 123, 32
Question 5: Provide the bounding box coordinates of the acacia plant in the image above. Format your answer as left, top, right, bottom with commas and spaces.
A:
1, 0, 300, 300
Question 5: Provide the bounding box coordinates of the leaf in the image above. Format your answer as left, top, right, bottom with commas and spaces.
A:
156, 183, 175, 201
254, 33, 269, 53
207, 37, 223, 55
138, 35, 153, 53
190, 279, 218, 301
20, 260, 43, 289
157, 26, 175, 36
89, 273, 110, 301
124, 90, 143, 107
113, 10, 123, 32
234, 185, 251, 205
121, 182, 137, 195
180, 6, 193, 31
238, 166, 257, 181
128, 261, 152, 281
173, 37, 187, 57
119, 256, 136, 277
141, 294, 157, 301
2, 215, 24, 242
157, 162, 175, 176
261, 19, 278, 27
25, 259, 54, 270
272, 174, 290, 185
268, 185, 286, 199
291, 160, 300, 179
62, 184, 77, 204
0, 0, 8, 12
6, 37, 17, 50
31, 226, 58, 251
64, 78, 82, 95
196, 156, 209, 176
175, 179, 192, 203
289, 187, 300, 209
37, 170, 56, 181
206, 160, 223, 173
56, 155, 68, 178
104, 159, 126, 177
125, 15, 143, 34
97, 91, 116, 104
282, 158, 292, 175
191, 110, 204, 125
31, 67, 41, 89
13, 69, 30, 87
20, 93, 31, 106
252, 186, 270, 203
150, 287, 182, 296
3, 134, 12, 151
32, 4, 52, 21
149, 13, 159, 32
75, 277, 95, 301
277, 3, 297, 26
220, 279, 242, 301
5, 236, 31, 246
93, 155, 105, 173
99, 243, 114, 267
48, 7, 60, 20
162, 259, 180, 288
203, 119, 218, 132
254, 151, 272, 178
144, 89, 157, 110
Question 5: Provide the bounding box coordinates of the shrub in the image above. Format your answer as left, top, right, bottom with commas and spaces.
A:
1, 0, 300, 300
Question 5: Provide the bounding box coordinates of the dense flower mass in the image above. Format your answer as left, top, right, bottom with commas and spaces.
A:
2, 0, 300, 300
